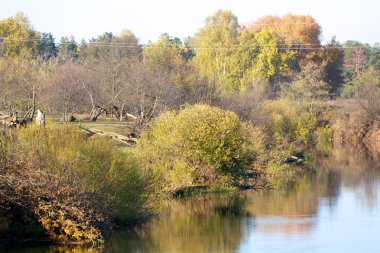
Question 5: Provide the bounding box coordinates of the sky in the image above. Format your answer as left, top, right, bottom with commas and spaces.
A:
1, 0, 379, 45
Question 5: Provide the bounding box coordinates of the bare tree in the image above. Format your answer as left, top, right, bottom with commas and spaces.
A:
47, 63, 86, 121
117, 61, 177, 124
79, 32, 142, 121
0, 57, 53, 122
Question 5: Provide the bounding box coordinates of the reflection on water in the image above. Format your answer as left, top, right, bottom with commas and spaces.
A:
238, 144, 380, 253
106, 196, 253, 253
6, 144, 380, 253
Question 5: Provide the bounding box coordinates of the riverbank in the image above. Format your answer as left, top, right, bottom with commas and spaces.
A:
0, 125, 152, 248
1, 100, 379, 248
6, 142, 380, 253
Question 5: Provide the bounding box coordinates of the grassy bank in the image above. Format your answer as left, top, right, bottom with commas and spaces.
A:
0, 125, 151, 246
1, 99, 379, 246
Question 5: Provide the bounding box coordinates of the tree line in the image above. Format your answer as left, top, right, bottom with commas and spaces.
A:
0, 11, 379, 123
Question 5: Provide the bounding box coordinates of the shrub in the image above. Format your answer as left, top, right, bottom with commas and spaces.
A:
264, 99, 319, 147
282, 63, 330, 101
135, 104, 256, 192
296, 113, 318, 145
340, 83, 356, 98
0, 125, 149, 244
271, 112, 295, 145
316, 126, 334, 145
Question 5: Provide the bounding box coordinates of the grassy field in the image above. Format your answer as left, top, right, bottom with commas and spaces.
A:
76, 121, 135, 136
46, 114, 136, 137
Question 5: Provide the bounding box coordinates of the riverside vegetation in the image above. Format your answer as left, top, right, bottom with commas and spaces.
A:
0, 10, 379, 247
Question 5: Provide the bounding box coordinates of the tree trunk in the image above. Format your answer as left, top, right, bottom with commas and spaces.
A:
90, 106, 104, 121
119, 104, 125, 122
36, 109, 45, 126
29, 85, 36, 121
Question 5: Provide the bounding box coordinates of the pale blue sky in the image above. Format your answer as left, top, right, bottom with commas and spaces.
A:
1, 0, 379, 44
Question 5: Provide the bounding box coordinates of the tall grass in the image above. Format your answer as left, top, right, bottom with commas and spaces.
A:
0, 125, 150, 244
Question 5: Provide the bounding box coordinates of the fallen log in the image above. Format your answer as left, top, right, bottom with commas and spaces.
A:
0, 114, 27, 128
172, 181, 276, 197
172, 185, 208, 197
79, 127, 138, 146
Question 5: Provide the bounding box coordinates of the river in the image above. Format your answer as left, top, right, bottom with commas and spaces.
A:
6, 145, 380, 253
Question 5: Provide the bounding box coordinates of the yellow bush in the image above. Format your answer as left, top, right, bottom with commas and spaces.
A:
135, 104, 256, 192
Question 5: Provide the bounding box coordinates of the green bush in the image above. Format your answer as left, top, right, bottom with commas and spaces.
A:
265, 99, 319, 147
340, 83, 356, 98
271, 113, 295, 145
135, 104, 256, 192
315, 126, 334, 151
296, 113, 318, 145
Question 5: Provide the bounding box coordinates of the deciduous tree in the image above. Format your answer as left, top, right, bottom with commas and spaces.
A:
192, 10, 240, 89
80, 31, 142, 121
283, 63, 330, 103
246, 14, 322, 69
0, 13, 39, 58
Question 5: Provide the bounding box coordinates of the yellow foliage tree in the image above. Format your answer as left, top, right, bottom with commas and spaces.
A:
246, 14, 322, 68
192, 10, 240, 88
0, 12, 40, 58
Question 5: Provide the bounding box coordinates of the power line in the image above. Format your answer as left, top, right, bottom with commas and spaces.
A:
2, 17, 378, 26
1, 36, 379, 46
0, 37, 379, 51
239, 19, 380, 27
0, 43, 377, 52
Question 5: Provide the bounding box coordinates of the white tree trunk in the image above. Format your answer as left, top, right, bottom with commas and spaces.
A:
36, 109, 46, 126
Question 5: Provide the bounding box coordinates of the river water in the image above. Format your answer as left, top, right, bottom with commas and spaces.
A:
7, 145, 380, 253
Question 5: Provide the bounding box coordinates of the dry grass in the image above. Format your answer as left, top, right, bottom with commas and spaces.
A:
0, 125, 150, 245
46, 114, 135, 136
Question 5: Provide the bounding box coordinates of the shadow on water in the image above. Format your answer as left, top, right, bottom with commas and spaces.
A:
5, 143, 380, 253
